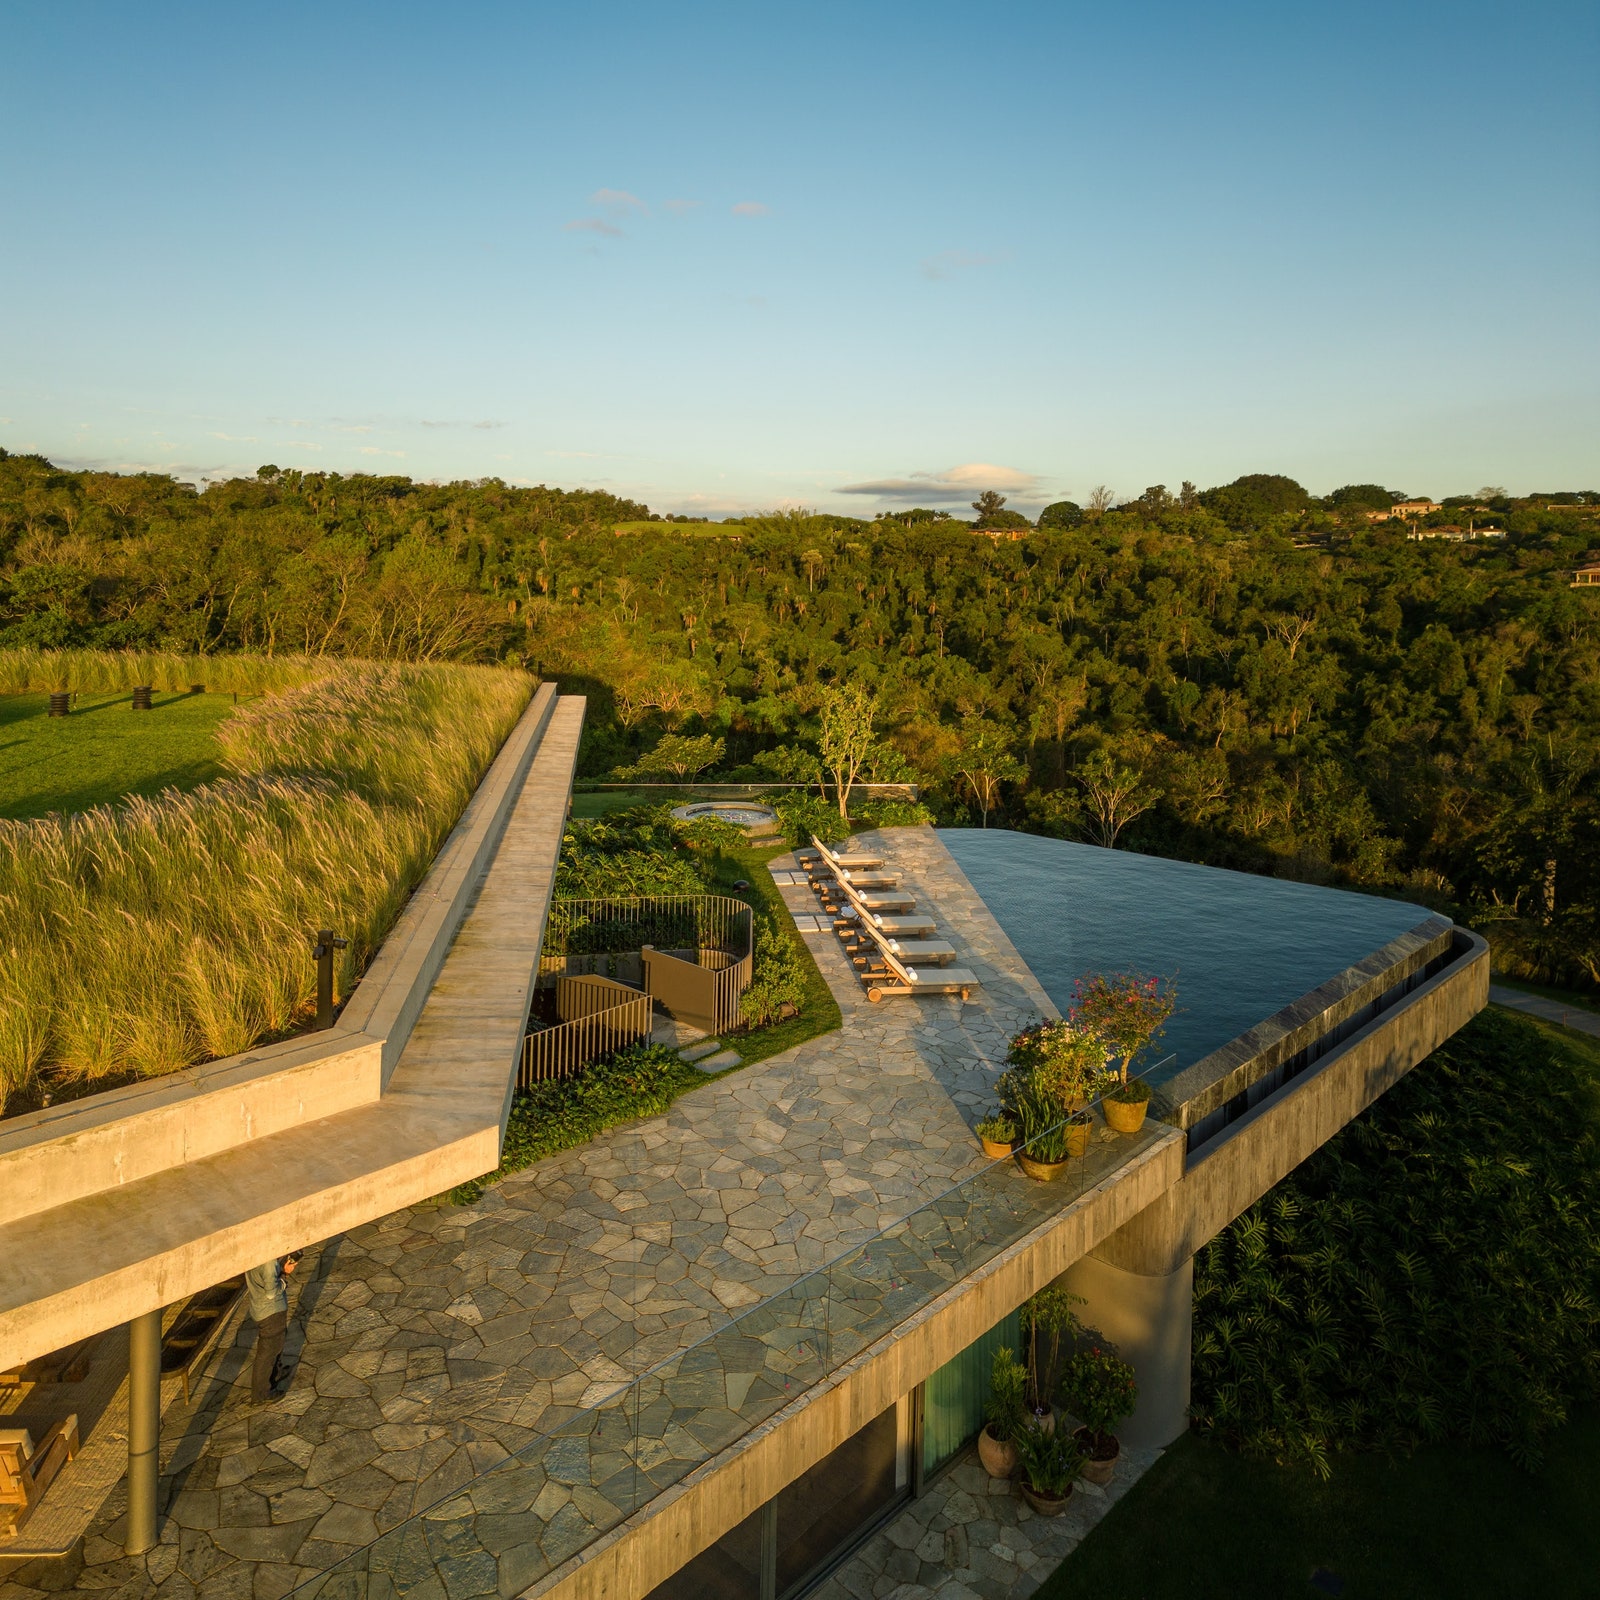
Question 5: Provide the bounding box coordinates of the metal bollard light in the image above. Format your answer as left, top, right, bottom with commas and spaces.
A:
310, 928, 349, 1030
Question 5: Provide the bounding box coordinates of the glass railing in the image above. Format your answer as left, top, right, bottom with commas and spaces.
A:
294, 1083, 1175, 1600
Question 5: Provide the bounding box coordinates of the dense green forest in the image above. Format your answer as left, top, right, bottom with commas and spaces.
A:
4, 448, 1598, 988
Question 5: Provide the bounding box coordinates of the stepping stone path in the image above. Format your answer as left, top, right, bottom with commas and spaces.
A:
694, 1049, 742, 1072
678, 1040, 723, 1062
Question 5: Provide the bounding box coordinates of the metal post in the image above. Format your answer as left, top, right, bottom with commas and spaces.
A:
310, 929, 349, 1030
125, 1308, 163, 1555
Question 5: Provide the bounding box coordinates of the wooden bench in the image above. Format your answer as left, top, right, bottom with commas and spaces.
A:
0, 1416, 80, 1541
160, 1278, 246, 1402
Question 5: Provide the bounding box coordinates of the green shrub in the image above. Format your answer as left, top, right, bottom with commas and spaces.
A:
738, 909, 809, 1028
774, 791, 849, 847
853, 796, 935, 828
1191, 1009, 1600, 1475
555, 807, 708, 897
452, 1042, 700, 1202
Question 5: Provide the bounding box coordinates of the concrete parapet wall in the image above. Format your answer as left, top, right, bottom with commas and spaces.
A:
1156, 913, 1456, 1135
0, 681, 556, 1232
1096, 928, 1489, 1277
525, 1128, 1186, 1600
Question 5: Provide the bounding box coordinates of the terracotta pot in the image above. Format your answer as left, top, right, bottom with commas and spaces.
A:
1019, 1481, 1073, 1516
1075, 1427, 1120, 1486
977, 1424, 1017, 1478
1104, 1098, 1148, 1134
1016, 1151, 1069, 1182
1065, 1120, 1091, 1158
980, 1136, 1015, 1160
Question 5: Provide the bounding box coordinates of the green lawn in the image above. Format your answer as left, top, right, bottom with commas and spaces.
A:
1041, 1412, 1600, 1600
571, 788, 663, 818
704, 839, 843, 1067
0, 691, 235, 819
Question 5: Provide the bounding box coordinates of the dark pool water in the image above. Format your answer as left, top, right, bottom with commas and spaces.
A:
942, 829, 1435, 1071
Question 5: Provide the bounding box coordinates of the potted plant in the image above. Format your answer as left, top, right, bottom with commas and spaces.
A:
976, 1112, 1017, 1160
1021, 1285, 1082, 1428
1103, 1075, 1152, 1134
1013, 1418, 1085, 1515
1059, 1342, 1138, 1486
1012, 1087, 1072, 1181
1070, 972, 1175, 1092
978, 1346, 1027, 1477
1005, 1019, 1110, 1110
1065, 1107, 1093, 1156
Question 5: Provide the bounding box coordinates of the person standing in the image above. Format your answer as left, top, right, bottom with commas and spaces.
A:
245, 1253, 300, 1403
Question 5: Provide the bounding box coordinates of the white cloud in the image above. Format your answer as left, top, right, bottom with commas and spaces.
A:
920, 249, 1009, 281
731, 200, 770, 217
283, 440, 324, 451
209, 431, 258, 442
358, 447, 406, 457
838, 462, 1044, 503
591, 188, 646, 215
564, 217, 623, 237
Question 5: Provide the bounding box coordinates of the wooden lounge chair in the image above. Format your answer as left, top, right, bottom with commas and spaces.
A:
0, 1416, 79, 1539
161, 1278, 246, 1402
863, 912, 937, 937
835, 870, 900, 890
863, 947, 979, 1004
880, 937, 958, 966
854, 914, 958, 967
810, 837, 886, 871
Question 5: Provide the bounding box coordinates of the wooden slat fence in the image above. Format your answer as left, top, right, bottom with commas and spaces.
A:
520, 990, 654, 1087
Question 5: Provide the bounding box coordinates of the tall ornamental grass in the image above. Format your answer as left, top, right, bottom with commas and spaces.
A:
0, 658, 532, 1112
0, 647, 323, 697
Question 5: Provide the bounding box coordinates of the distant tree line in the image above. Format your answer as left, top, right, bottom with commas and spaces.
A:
3, 447, 1599, 988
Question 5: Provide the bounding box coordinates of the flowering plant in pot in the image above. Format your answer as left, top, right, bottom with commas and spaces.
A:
975, 1112, 1017, 1160
1013, 1418, 1085, 1515
978, 1346, 1027, 1478
1069, 972, 1174, 1096
1103, 1075, 1152, 1134
1004, 1020, 1112, 1109
1059, 1342, 1138, 1486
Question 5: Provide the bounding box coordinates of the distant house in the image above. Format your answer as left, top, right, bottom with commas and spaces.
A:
973, 525, 1030, 542
1573, 564, 1600, 587
1407, 524, 1506, 543
1369, 500, 1442, 522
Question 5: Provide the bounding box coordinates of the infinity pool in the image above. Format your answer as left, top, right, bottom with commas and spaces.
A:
942, 829, 1434, 1072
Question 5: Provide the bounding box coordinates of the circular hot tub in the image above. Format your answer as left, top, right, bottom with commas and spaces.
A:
671, 799, 780, 835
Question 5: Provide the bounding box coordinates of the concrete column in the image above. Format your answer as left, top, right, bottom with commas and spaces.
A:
1059, 1251, 1193, 1449
124, 1308, 163, 1556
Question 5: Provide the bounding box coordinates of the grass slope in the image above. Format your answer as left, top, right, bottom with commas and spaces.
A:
0, 691, 235, 819
1043, 1414, 1600, 1600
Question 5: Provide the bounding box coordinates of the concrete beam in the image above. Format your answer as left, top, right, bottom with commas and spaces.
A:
1095, 929, 1488, 1278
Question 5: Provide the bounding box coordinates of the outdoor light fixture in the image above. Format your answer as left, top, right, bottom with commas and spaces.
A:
309, 928, 350, 1030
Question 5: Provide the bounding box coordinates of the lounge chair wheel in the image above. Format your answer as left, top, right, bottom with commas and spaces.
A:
960, 987, 970, 1001
867, 987, 883, 1003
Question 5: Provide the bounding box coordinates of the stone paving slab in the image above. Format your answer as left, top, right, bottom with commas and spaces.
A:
812, 1442, 1161, 1600
4, 829, 1066, 1600
1489, 984, 1600, 1040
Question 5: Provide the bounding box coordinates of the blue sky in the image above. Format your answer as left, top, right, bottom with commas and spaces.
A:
2, 1, 1596, 514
